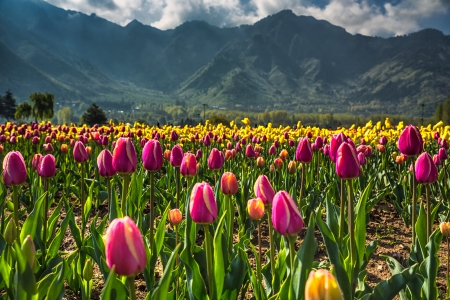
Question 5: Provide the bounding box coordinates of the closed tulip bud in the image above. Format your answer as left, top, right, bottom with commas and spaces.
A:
288, 160, 297, 174
190, 182, 218, 224
9, 136, 16, 144
196, 149, 202, 160
415, 152, 438, 184
296, 137, 313, 163
102, 135, 109, 146
245, 144, 256, 158
208, 148, 224, 170
113, 138, 137, 174
247, 198, 265, 220
439, 148, 448, 161
168, 208, 183, 226
254, 174, 275, 205
60, 144, 68, 153
83, 259, 94, 281
376, 144, 385, 153
221, 172, 238, 195
256, 156, 265, 168
3, 151, 27, 186
142, 139, 163, 172
105, 217, 147, 276
274, 157, 283, 170
314, 136, 323, 149
170, 145, 183, 167
97, 149, 116, 178
86, 146, 92, 156
305, 269, 343, 300
441, 139, 449, 149
330, 133, 346, 163
323, 144, 330, 156
433, 154, 441, 166
279, 149, 289, 161
21, 235, 36, 270
272, 191, 304, 236
269, 145, 277, 155
434, 131, 440, 140
289, 139, 295, 147
43, 143, 53, 153
398, 125, 423, 156
37, 154, 56, 178
203, 135, 211, 146
270, 164, 275, 172
357, 152, 367, 166
224, 150, 232, 160
396, 155, 406, 164
440, 222, 450, 237
336, 142, 361, 179
180, 153, 197, 177
170, 130, 178, 141
32, 153, 42, 170
235, 143, 242, 152
391, 151, 398, 160
164, 149, 171, 160
379, 136, 387, 145
73, 141, 88, 163
4, 218, 17, 244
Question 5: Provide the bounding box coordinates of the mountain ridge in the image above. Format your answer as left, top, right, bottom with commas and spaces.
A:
0, 0, 449, 116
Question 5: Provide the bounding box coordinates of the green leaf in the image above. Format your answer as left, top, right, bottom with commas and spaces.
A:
292, 213, 317, 300
20, 193, 45, 242
99, 267, 127, 300
151, 244, 181, 299
415, 203, 427, 258
355, 179, 372, 268
47, 207, 72, 259
63, 197, 82, 249
214, 212, 227, 298
420, 229, 443, 300
44, 261, 66, 300
383, 255, 422, 300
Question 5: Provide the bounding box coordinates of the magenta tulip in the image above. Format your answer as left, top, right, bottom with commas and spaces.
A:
296, 137, 313, 163
73, 141, 88, 163
245, 144, 256, 158
269, 145, 277, 155
439, 148, 448, 161
415, 152, 438, 184
398, 125, 423, 156
181, 153, 197, 177
330, 133, 346, 163
142, 139, 163, 172
379, 136, 387, 145
97, 149, 116, 178
208, 148, 224, 170
37, 154, 56, 178
272, 191, 304, 236
254, 174, 275, 205
2, 151, 27, 186
433, 154, 441, 166
170, 145, 183, 167
113, 137, 137, 174
336, 142, 361, 179
314, 136, 324, 149
189, 182, 218, 224
357, 152, 367, 166
105, 217, 147, 276
170, 130, 179, 141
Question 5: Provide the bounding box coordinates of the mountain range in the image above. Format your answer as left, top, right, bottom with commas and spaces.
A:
0, 0, 449, 117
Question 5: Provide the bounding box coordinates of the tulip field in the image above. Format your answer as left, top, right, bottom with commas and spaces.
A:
1, 118, 450, 300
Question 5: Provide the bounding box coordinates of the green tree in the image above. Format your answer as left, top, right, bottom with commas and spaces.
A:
2, 89, 17, 120
209, 115, 230, 125
81, 103, 108, 126
29, 92, 54, 122
443, 98, 450, 125
57, 107, 73, 125
434, 102, 443, 123
15, 101, 33, 121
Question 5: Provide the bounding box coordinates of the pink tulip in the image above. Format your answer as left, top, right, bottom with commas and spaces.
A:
296, 137, 313, 163
207, 148, 224, 170
379, 136, 387, 145
272, 191, 304, 236
2, 151, 27, 186
189, 182, 218, 224
269, 145, 277, 155
37, 154, 56, 178
221, 172, 238, 195
336, 142, 361, 179
180, 153, 197, 177
245, 144, 256, 158
330, 133, 346, 163
314, 136, 323, 149
105, 217, 147, 276
254, 175, 275, 205
32, 153, 43, 170
73, 141, 88, 163
357, 152, 367, 166
97, 149, 116, 178
142, 139, 163, 172
439, 148, 448, 161
398, 125, 423, 156
170, 145, 183, 167
113, 138, 137, 174
433, 154, 441, 166
415, 152, 438, 184
170, 130, 179, 141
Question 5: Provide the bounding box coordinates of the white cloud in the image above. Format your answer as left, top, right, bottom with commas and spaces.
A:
44, 0, 450, 37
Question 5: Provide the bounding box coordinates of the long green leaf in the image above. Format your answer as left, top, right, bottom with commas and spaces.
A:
20, 193, 45, 242
420, 229, 443, 300
214, 212, 227, 298
47, 207, 72, 259
151, 244, 181, 299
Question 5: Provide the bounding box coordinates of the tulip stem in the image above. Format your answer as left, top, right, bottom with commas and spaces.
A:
126, 276, 137, 300
107, 178, 112, 222
121, 174, 130, 217
227, 195, 233, 259
289, 236, 296, 276
347, 179, 356, 297
412, 159, 417, 246
175, 167, 181, 209
447, 236, 449, 299
257, 220, 262, 284
204, 225, 215, 299
13, 185, 19, 240
42, 179, 49, 266
299, 163, 305, 210
267, 208, 276, 292
339, 178, 345, 245
149, 172, 155, 251
426, 184, 431, 242
81, 163, 85, 237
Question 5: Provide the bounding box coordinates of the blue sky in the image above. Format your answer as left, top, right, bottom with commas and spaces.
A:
44, 0, 450, 37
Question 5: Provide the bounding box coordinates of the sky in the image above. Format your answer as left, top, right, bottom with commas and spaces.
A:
44, 0, 450, 37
